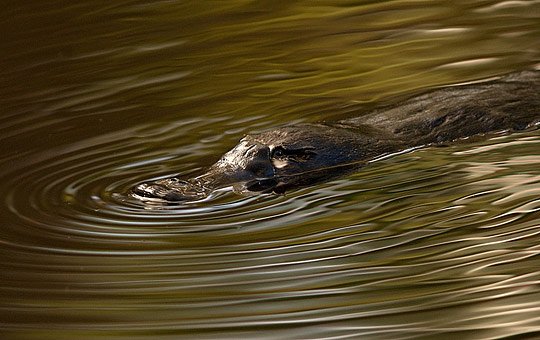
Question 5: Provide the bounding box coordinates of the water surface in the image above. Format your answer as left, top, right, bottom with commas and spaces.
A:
1, 1, 540, 339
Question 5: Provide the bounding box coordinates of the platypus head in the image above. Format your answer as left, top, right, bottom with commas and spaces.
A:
133, 123, 389, 201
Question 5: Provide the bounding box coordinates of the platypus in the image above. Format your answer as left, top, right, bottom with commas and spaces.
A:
133, 70, 540, 202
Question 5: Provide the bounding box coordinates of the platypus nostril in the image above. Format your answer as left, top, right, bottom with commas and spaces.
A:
132, 183, 152, 197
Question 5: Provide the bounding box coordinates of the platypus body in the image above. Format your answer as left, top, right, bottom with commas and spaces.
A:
133, 70, 540, 202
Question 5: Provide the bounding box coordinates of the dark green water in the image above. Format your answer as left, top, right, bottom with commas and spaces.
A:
1, 1, 539, 339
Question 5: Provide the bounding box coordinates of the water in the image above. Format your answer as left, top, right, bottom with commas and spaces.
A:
1, 1, 539, 339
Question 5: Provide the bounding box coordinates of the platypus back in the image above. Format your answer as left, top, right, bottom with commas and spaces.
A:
347, 70, 540, 146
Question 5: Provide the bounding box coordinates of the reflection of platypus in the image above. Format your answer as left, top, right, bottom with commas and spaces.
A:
133, 70, 540, 201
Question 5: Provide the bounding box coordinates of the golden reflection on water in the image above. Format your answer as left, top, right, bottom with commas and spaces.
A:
0, 0, 539, 339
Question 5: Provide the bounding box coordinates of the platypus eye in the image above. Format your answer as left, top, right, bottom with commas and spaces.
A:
271, 146, 316, 161
272, 146, 286, 159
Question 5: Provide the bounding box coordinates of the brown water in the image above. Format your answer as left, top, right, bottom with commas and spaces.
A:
1, 1, 540, 339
